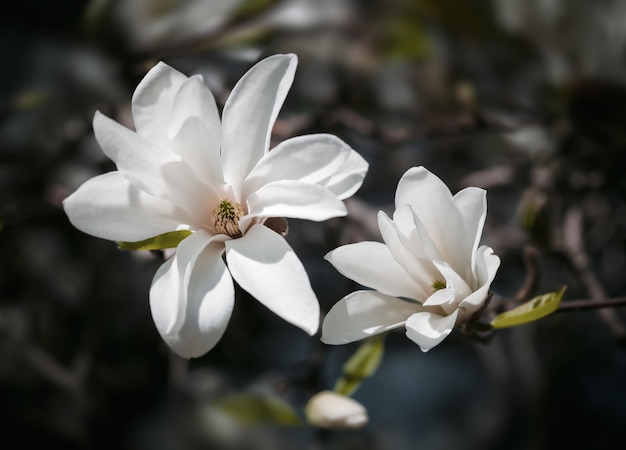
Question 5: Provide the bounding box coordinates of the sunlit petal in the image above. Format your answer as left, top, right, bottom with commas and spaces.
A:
325, 241, 424, 299
225, 224, 320, 335
222, 54, 297, 197
453, 187, 487, 278
319, 149, 368, 199
93, 111, 177, 197
168, 74, 224, 188
242, 181, 346, 232
460, 245, 500, 309
394, 166, 468, 274
132, 61, 188, 147
150, 231, 233, 358
322, 290, 423, 344
405, 310, 459, 352
432, 260, 472, 300
243, 134, 351, 198
377, 210, 438, 295
63, 171, 190, 241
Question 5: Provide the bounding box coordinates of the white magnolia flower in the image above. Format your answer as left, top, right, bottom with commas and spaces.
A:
322, 167, 500, 351
64, 54, 367, 358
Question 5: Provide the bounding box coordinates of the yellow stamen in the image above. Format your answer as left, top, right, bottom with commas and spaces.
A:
211, 199, 244, 238
432, 279, 446, 291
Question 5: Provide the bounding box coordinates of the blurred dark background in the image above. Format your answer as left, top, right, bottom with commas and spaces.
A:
2, 1, 626, 449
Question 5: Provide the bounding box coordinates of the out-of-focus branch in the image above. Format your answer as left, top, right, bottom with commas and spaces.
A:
514, 245, 541, 303
560, 207, 626, 337
20, 343, 87, 395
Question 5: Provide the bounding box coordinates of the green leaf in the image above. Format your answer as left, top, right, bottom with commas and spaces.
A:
214, 392, 303, 426
117, 230, 193, 251
334, 335, 385, 397
491, 287, 566, 329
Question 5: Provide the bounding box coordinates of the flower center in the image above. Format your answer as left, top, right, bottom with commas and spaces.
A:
211, 199, 244, 238
432, 279, 446, 291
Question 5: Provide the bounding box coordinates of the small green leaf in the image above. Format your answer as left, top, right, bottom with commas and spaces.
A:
491, 287, 566, 329
214, 392, 303, 426
334, 335, 385, 397
117, 230, 192, 251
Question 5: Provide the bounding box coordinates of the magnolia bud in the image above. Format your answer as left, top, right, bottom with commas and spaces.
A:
305, 391, 368, 429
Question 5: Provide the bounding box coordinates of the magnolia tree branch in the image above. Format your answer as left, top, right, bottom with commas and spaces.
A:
561, 207, 626, 337
489, 240, 626, 322
557, 297, 626, 312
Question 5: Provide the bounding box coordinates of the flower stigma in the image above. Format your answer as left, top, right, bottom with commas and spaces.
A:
211, 199, 244, 237
432, 279, 446, 291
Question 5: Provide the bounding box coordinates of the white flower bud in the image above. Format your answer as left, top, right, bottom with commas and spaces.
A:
305, 391, 368, 429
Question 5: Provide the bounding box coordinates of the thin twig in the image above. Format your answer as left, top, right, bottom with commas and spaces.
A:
557, 297, 626, 312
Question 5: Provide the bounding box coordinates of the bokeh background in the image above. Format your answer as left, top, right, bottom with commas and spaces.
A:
2, 1, 626, 449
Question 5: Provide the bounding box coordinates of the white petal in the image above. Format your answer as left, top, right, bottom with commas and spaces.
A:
131, 62, 188, 147
325, 241, 425, 299
150, 231, 234, 358
150, 231, 213, 334
395, 166, 453, 214
453, 187, 487, 279
460, 245, 500, 309
168, 75, 224, 188
94, 111, 180, 198
221, 54, 298, 196
422, 288, 455, 307
94, 112, 218, 220
321, 290, 422, 344
421, 287, 458, 316
225, 223, 320, 335
405, 309, 459, 352
432, 260, 472, 300
318, 149, 368, 200
394, 167, 468, 275
391, 205, 441, 261
241, 181, 346, 231
377, 211, 438, 297
63, 171, 189, 241
242, 134, 352, 199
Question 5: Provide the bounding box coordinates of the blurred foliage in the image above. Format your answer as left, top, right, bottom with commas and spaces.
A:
413, 0, 502, 38
233, 0, 280, 21
2, 0, 626, 449
334, 335, 385, 397
380, 16, 431, 60
213, 392, 303, 426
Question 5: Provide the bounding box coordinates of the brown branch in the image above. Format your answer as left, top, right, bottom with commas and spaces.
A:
560, 207, 626, 336
557, 297, 626, 312
514, 245, 541, 303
